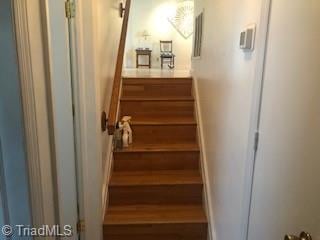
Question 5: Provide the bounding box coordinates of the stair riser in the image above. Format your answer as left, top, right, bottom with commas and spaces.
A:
122, 79, 192, 98
120, 101, 194, 118
104, 223, 207, 239
108, 185, 203, 205
113, 152, 199, 171
131, 125, 197, 144
104, 236, 206, 240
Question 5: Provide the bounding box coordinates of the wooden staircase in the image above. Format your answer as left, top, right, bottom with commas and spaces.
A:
103, 76, 208, 240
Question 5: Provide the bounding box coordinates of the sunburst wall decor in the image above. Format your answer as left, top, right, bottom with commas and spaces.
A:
168, 0, 194, 39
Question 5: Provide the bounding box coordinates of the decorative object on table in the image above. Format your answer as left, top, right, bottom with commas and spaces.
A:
136, 49, 152, 68
142, 30, 151, 40
119, 116, 133, 148
160, 40, 175, 69
168, 0, 194, 39
138, 30, 152, 50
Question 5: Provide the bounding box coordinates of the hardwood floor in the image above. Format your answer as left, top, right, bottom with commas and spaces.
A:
122, 68, 191, 79
103, 76, 208, 239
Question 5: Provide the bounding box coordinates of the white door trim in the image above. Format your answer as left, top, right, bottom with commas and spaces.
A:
40, 0, 78, 238
12, 0, 56, 232
242, 0, 272, 239
12, 1, 103, 239
70, 0, 103, 239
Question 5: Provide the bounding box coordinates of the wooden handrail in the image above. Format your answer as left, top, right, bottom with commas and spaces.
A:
107, 0, 131, 135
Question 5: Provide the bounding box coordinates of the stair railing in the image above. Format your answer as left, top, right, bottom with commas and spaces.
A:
106, 0, 131, 135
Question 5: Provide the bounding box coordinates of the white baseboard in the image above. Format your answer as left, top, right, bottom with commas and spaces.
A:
191, 71, 217, 240
102, 137, 114, 219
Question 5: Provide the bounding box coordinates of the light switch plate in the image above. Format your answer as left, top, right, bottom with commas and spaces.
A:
240, 24, 256, 51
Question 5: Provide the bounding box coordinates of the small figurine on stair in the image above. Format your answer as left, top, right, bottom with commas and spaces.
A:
113, 116, 133, 149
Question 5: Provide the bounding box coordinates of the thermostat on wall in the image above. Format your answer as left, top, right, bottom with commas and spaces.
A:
240, 24, 256, 51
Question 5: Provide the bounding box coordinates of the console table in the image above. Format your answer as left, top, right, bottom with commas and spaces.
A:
136, 49, 152, 68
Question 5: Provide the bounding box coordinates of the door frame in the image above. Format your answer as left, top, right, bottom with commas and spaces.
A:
39, 0, 103, 238
40, 1, 80, 238
43, 0, 102, 240
242, 0, 272, 239
13, 0, 103, 238
68, 0, 103, 239
12, 0, 57, 231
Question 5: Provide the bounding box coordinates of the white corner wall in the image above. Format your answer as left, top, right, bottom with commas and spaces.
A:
124, 0, 193, 70
192, 0, 263, 239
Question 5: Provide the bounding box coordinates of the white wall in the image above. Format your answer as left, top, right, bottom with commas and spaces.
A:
192, 0, 263, 239
94, 0, 124, 214
94, 0, 123, 173
0, 0, 32, 232
124, 0, 193, 70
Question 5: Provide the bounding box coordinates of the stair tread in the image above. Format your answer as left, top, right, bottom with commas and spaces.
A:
110, 170, 202, 186
129, 116, 196, 125
121, 96, 194, 101
104, 205, 207, 225
114, 143, 199, 153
